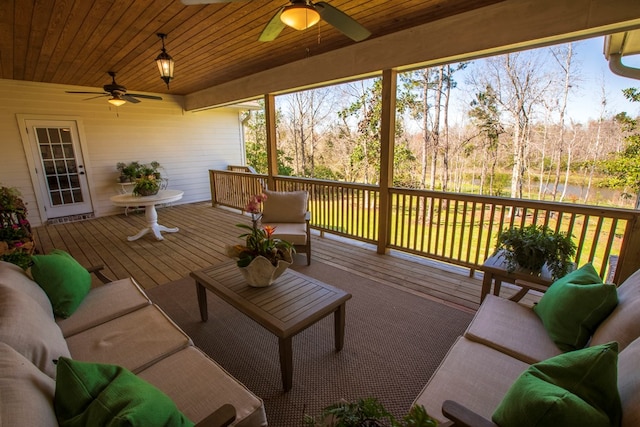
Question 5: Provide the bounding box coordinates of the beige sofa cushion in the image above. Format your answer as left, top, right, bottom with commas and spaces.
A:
0, 261, 53, 315
0, 286, 70, 378
413, 336, 529, 423
0, 342, 57, 426
66, 304, 191, 373
591, 268, 640, 351
618, 336, 640, 427
464, 295, 562, 364
57, 277, 151, 337
261, 190, 308, 223
138, 346, 267, 427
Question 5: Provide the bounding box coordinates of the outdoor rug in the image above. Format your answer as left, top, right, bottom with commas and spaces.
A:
146, 260, 474, 426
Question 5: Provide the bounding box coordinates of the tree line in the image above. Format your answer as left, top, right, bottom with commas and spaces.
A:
244, 41, 640, 209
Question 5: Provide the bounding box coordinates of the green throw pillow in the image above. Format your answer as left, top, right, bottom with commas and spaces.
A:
54, 357, 194, 427
31, 249, 91, 318
492, 342, 622, 427
533, 263, 618, 351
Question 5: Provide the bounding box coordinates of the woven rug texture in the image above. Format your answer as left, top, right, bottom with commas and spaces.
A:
146, 260, 473, 426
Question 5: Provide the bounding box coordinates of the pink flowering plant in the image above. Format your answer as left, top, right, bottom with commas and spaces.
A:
226, 193, 294, 267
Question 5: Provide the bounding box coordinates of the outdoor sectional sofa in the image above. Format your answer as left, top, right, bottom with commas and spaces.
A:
0, 259, 268, 426
414, 265, 640, 426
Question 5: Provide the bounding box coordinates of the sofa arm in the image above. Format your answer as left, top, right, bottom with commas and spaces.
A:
442, 400, 498, 427
194, 404, 236, 427
85, 265, 113, 284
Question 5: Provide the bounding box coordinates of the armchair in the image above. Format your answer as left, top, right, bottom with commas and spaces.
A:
261, 189, 311, 265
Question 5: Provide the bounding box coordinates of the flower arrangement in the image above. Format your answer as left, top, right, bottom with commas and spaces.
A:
226, 193, 294, 267
0, 185, 35, 269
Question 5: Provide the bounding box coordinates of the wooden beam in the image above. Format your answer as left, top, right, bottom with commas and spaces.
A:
377, 69, 397, 255
264, 93, 277, 190
185, 0, 640, 110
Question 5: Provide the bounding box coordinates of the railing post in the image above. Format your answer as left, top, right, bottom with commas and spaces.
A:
615, 215, 640, 283
377, 69, 397, 254
265, 93, 277, 191
209, 170, 217, 206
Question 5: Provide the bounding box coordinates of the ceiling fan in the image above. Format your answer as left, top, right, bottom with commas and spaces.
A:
65, 72, 163, 106
181, 0, 371, 42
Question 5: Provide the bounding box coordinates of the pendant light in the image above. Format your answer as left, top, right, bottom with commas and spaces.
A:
108, 95, 126, 107
156, 33, 174, 89
280, 3, 320, 31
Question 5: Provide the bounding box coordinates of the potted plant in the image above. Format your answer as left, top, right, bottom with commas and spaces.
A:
496, 224, 576, 280
132, 176, 161, 196
304, 397, 438, 426
116, 161, 141, 183
0, 185, 35, 269
116, 161, 163, 183
226, 193, 294, 287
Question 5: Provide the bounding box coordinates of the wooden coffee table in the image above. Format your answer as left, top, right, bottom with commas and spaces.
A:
190, 261, 352, 391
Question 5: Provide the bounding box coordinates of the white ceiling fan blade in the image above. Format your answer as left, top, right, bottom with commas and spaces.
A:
258, 7, 286, 42
315, 2, 371, 42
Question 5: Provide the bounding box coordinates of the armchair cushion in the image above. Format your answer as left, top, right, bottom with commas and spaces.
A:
492, 341, 622, 427
30, 249, 91, 318
54, 357, 194, 427
0, 342, 57, 426
0, 285, 70, 378
267, 222, 307, 245
261, 190, 308, 223
533, 263, 618, 352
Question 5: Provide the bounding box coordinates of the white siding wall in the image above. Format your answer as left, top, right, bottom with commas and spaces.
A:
0, 79, 245, 227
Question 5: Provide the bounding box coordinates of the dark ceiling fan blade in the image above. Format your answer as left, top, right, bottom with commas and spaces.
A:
181, 0, 250, 4
315, 2, 371, 42
66, 91, 108, 95
122, 95, 141, 104
83, 95, 109, 101
258, 7, 286, 42
127, 93, 163, 100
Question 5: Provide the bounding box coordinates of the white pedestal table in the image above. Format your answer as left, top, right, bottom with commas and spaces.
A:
110, 190, 184, 241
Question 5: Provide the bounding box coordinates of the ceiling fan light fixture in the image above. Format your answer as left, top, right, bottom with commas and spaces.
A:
280, 4, 320, 31
156, 33, 174, 89
108, 95, 126, 107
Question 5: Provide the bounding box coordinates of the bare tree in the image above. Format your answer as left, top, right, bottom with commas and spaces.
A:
550, 43, 577, 200
470, 51, 552, 198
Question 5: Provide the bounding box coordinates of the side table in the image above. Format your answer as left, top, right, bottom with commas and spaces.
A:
480, 250, 553, 302
110, 190, 183, 241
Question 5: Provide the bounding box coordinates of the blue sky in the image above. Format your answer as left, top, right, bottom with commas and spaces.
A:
569, 36, 640, 121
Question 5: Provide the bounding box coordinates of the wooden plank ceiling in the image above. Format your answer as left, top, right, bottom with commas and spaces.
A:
0, 0, 501, 97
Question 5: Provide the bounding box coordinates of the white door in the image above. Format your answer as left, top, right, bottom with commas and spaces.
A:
24, 120, 93, 218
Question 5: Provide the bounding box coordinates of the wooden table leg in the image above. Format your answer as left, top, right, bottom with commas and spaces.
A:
196, 281, 208, 322
480, 273, 493, 303
334, 303, 346, 351
493, 279, 502, 297
278, 336, 293, 392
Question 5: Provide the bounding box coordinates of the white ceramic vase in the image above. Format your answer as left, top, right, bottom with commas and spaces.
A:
238, 251, 292, 287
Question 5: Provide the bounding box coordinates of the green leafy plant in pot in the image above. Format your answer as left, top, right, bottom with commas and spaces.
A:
132, 176, 160, 196
496, 224, 576, 280
129, 161, 163, 196
304, 397, 438, 426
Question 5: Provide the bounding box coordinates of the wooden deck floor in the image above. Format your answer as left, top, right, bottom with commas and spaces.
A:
31, 202, 540, 312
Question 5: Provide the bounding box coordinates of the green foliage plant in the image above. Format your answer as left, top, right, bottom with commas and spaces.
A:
132, 177, 160, 196
117, 161, 162, 183
304, 398, 438, 427
599, 88, 640, 208
496, 224, 576, 280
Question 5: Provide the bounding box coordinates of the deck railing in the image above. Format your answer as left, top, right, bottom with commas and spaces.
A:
210, 169, 640, 283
